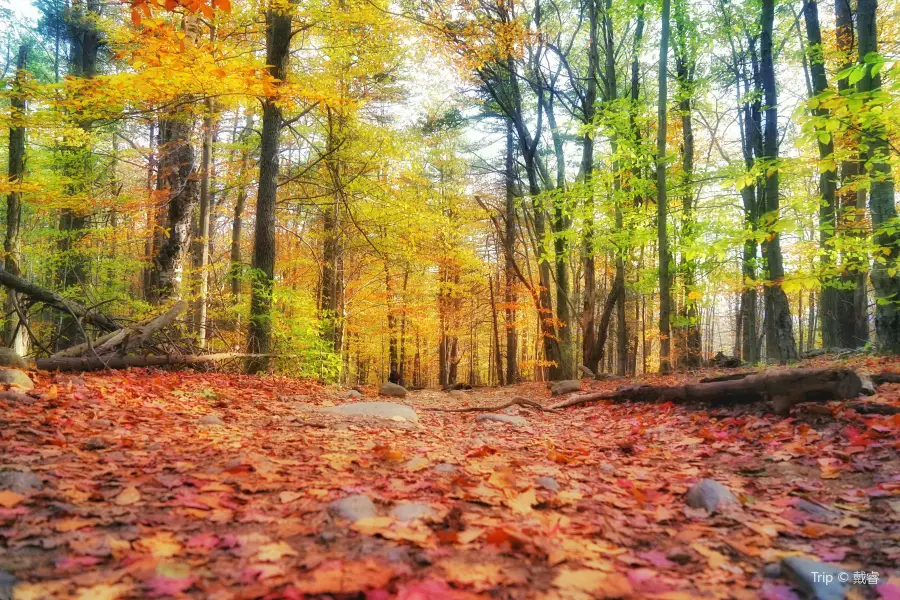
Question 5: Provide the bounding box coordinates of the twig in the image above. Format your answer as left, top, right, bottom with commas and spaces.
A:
424, 396, 550, 413
549, 391, 616, 410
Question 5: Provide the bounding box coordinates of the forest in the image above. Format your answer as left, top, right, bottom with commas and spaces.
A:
1, 0, 900, 599
0, 0, 897, 385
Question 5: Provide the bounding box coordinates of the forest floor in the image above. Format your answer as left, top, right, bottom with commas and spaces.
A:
1, 357, 899, 600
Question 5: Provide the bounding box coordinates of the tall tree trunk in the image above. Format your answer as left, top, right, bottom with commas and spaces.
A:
195, 108, 214, 348
321, 107, 344, 355
857, 0, 900, 351
56, 0, 101, 350
674, 0, 701, 368
657, 0, 672, 373
230, 115, 253, 301
581, 0, 600, 373
247, 3, 293, 372
804, 0, 839, 349
832, 0, 868, 347
4, 45, 28, 354
760, 0, 798, 362
489, 274, 504, 386
504, 117, 519, 383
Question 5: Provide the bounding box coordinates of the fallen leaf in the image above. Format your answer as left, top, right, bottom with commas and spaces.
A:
256, 541, 298, 562
114, 486, 141, 506
0, 490, 25, 508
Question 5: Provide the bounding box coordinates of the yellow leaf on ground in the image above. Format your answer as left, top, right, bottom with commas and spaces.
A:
692, 543, 730, 569
405, 457, 430, 471
136, 532, 182, 558
114, 486, 141, 506
0, 490, 25, 508
54, 518, 93, 533
508, 488, 537, 515
440, 557, 506, 591
552, 568, 633, 599
257, 541, 298, 562
75, 583, 132, 600
279, 491, 304, 504
294, 558, 394, 595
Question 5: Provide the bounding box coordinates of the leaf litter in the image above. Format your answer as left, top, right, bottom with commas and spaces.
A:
1, 357, 898, 598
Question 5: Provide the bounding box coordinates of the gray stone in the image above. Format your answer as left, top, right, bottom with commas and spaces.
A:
0, 390, 32, 404
475, 413, 528, 427
685, 479, 739, 513
599, 463, 617, 475
579, 365, 595, 378
781, 556, 848, 600
328, 494, 377, 522
0, 470, 42, 493
763, 563, 782, 578
434, 463, 457, 474
0, 369, 33, 390
321, 401, 417, 423
199, 415, 225, 426
536, 476, 560, 491
0, 348, 28, 370
551, 380, 581, 396
391, 502, 434, 521
595, 373, 624, 382
0, 569, 15, 600
379, 382, 408, 398
795, 499, 839, 522
345, 390, 363, 399
88, 419, 113, 429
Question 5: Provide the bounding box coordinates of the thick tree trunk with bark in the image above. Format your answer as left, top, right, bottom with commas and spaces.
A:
804, 0, 839, 351
760, 0, 798, 363
247, 3, 293, 373
832, 0, 869, 348
504, 118, 519, 384
857, 0, 900, 352
4, 45, 28, 354
580, 0, 599, 376
657, 0, 672, 373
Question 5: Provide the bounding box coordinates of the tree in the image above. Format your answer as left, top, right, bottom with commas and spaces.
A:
759, 0, 797, 363
857, 0, 900, 352
4, 45, 28, 354
657, 0, 672, 373
247, 1, 295, 372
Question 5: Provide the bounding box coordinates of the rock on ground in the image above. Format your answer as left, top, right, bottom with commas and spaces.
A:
379, 382, 408, 397
0, 348, 27, 370
781, 556, 848, 600
476, 413, 528, 427
0, 470, 43, 494
579, 365, 595, 378
434, 463, 456, 474
321, 401, 417, 423
0, 368, 33, 390
199, 415, 225, 426
328, 494, 377, 522
550, 380, 581, 396
685, 478, 739, 513
536, 476, 560, 491
391, 502, 434, 521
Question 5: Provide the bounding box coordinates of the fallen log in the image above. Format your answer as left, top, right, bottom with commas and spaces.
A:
550, 368, 865, 415
0, 267, 118, 332
36, 353, 268, 372
51, 301, 187, 359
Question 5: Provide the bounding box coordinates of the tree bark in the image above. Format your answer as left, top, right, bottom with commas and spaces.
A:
760, 0, 798, 363
247, 2, 293, 372
803, 0, 839, 351
657, 0, 672, 373
4, 45, 28, 354
504, 117, 519, 384
857, 0, 900, 351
